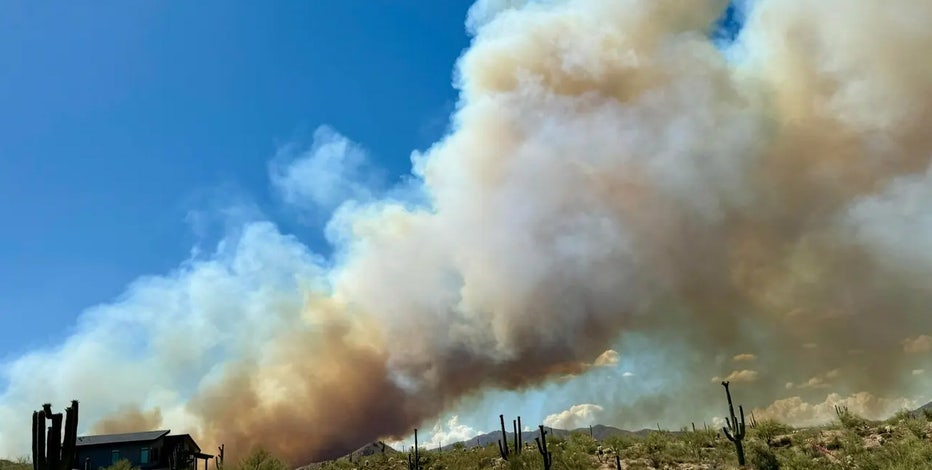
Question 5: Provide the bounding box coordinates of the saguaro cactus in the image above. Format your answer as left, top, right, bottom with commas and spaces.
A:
214, 445, 224, 470
513, 417, 522, 455
498, 414, 509, 460
498, 414, 523, 459
720, 381, 746, 466
534, 425, 552, 470
32, 401, 79, 470
407, 429, 420, 470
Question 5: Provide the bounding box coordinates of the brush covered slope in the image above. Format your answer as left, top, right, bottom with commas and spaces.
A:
0, 460, 29, 470
299, 409, 932, 469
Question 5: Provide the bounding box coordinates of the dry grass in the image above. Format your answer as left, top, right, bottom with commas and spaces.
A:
0, 458, 30, 470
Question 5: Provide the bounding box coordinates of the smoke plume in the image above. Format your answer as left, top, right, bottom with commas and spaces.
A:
3, 0, 932, 465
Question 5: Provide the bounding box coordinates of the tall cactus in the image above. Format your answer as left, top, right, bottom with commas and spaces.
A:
407, 428, 420, 470
513, 416, 522, 455
214, 445, 224, 470
498, 414, 509, 460
534, 425, 552, 470
498, 414, 523, 459
720, 381, 746, 466
33, 401, 79, 470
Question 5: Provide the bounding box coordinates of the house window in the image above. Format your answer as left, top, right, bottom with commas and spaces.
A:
111, 451, 120, 464
141, 448, 150, 464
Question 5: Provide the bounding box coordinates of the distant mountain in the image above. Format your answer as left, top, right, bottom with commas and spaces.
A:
296, 441, 401, 470
436, 423, 648, 452
298, 423, 673, 468
908, 401, 932, 418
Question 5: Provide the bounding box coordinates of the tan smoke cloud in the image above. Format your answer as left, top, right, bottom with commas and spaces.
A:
3, 0, 932, 465
713, 370, 759, 384
755, 392, 917, 427
785, 369, 842, 390
593, 350, 620, 367
91, 405, 163, 435
543, 404, 605, 430
903, 335, 932, 353
732, 353, 756, 362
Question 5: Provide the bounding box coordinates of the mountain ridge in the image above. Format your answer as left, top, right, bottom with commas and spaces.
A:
298, 423, 674, 468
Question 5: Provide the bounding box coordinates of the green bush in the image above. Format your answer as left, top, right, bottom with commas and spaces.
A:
103, 459, 136, 470
836, 407, 870, 432
233, 447, 289, 470
748, 443, 780, 470
753, 418, 793, 445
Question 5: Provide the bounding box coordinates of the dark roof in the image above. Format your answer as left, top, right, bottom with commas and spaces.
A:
76, 430, 170, 447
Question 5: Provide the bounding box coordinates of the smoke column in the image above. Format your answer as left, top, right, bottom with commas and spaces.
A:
3, 0, 932, 464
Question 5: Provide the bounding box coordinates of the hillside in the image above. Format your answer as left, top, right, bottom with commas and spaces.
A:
296, 407, 932, 469
441, 424, 647, 452
0, 459, 30, 470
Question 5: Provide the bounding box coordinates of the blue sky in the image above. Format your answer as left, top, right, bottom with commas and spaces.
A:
0, 1, 475, 359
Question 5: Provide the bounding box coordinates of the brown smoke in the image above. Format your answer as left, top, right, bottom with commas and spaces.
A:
188, 0, 932, 463
92, 405, 163, 435
4, 0, 932, 465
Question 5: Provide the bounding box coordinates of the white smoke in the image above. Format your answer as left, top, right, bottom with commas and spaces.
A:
269, 125, 383, 215
543, 404, 604, 430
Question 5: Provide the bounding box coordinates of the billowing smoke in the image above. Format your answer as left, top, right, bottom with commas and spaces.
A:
3, 0, 932, 465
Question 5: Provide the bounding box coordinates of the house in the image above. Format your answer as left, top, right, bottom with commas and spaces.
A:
74, 430, 213, 470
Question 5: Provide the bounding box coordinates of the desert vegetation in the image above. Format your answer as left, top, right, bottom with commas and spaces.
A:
16, 389, 932, 469
293, 405, 932, 470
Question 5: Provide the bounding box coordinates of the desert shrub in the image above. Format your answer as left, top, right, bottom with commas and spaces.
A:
552, 445, 592, 470
682, 429, 716, 458
642, 431, 672, 468
234, 447, 289, 470
849, 433, 932, 470
103, 460, 136, 470
504, 452, 538, 470
835, 407, 870, 432
887, 408, 914, 424
566, 432, 598, 454
601, 434, 636, 454
748, 443, 780, 470
903, 417, 928, 440
775, 448, 824, 470
546, 434, 565, 448
922, 408, 932, 421
753, 418, 793, 445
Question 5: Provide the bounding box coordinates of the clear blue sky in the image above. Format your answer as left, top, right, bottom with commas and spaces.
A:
0, 1, 475, 359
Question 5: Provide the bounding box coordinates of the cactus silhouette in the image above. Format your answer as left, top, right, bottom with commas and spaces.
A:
720, 381, 746, 466
32, 401, 79, 470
